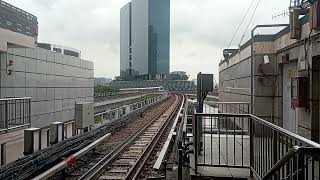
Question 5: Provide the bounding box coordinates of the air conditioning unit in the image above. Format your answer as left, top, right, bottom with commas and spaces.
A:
75, 102, 94, 130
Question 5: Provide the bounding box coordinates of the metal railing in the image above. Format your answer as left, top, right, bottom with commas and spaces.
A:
0, 97, 31, 131
193, 103, 320, 179
263, 146, 320, 180
206, 101, 251, 114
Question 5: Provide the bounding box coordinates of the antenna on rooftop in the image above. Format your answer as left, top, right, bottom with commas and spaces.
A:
272, 10, 290, 20
272, 0, 312, 20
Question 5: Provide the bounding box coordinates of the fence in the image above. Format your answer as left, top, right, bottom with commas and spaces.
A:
0, 97, 31, 131
193, 102, 320, 179
206, 101, 250, 114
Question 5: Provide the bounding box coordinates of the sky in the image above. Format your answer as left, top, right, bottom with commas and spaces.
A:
5, 0, 289, 80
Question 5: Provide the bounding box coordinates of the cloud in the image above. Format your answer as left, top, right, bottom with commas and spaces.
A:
5, 0, 289, 79
31, 0, 56, 9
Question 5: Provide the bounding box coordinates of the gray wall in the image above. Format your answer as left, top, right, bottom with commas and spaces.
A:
219, 52, 279, 123
0, 47, 94, 128
219, 57, 251, 103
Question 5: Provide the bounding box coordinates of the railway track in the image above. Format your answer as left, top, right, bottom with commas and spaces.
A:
78, 94, 183, 180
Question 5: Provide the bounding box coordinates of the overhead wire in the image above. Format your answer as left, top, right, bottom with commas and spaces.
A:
227, 0, 256, 49
238, 0, 262, 46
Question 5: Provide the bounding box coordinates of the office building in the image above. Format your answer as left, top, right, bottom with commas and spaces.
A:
0, 0, 38, 51
120, 0, 170, 79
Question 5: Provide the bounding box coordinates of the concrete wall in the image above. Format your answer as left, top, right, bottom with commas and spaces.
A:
0, 47, 94, 128
0, 28, 36, 51
219, 40, 278, 121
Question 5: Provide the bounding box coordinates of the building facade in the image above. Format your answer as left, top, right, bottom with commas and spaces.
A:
0, 0, 95, 165
0, 0, 37, 51
120, 0, 170, 78
120, 2, 132, 77
219, 13, 320, 142
0, 47, 94, 128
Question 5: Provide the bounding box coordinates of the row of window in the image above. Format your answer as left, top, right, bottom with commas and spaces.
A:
0, 19, 36, 37
0, 1, 36, 21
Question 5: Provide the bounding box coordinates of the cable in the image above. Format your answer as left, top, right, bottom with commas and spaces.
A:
239, 0, 262, 46
227, 0, 256, 49
0, 98, 165, 180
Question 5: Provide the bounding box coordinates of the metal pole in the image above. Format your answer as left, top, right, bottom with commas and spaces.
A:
249, 118, 254, 177
28, 99, 31, 125
178, 149, 183, 180
193, 113, 198, 173
272, 131, 279, 179
5, 100, 8, 130
251, 29, 255, 115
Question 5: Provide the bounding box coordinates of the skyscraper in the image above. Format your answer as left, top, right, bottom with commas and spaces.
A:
120, 0, 170, 79
120, 2, 132, 77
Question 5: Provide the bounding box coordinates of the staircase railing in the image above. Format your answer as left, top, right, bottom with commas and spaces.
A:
262, 146, 320, 180
192, 102, 320, 179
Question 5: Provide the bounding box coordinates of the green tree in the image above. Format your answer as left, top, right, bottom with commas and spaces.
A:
94, 85, 118, 94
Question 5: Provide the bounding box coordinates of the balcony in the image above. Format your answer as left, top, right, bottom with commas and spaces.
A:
189, 102, 320, 179
0, 97, 31, 132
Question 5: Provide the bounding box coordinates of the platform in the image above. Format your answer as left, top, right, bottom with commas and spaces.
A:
189, 134, 253, 179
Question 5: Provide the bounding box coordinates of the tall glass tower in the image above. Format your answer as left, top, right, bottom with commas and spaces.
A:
120, 0, 170, 78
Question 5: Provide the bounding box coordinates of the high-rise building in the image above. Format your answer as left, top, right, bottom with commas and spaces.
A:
120, 0, 170, 79
120, 2, 132, 77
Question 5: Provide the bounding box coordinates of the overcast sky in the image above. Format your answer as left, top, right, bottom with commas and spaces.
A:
6, 0, 289, 80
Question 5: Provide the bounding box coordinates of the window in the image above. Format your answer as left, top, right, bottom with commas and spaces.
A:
53, 48, 62, 53
64, 49, 79, 58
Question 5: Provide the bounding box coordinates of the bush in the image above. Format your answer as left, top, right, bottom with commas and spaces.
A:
94, 85, 118, 94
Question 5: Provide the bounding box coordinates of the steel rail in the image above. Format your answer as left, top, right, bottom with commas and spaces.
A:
153, 95, 186, 170
0, 95, 168, 180
128, 94, 183, 179
79, 94, 180, 180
